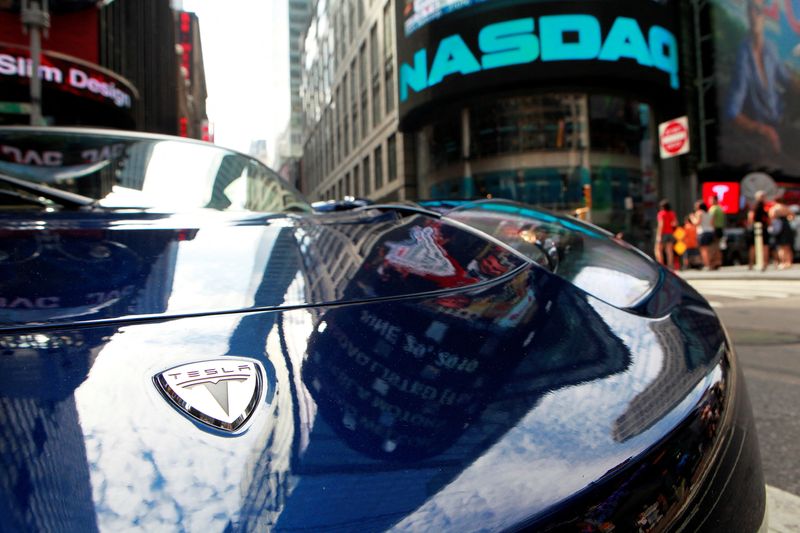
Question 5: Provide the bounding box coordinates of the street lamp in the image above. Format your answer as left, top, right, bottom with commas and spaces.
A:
21, 0, 50, 126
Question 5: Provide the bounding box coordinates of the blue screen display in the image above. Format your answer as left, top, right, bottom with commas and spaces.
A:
395, 1, 683, 125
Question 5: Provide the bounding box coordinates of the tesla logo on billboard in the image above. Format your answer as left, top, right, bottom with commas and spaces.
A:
702, 182, 740, 214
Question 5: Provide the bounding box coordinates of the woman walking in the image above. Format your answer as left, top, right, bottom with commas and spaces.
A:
654, 199, 677, 269
747, 191, 770, 270
691, 201, 715, 270
769, 199, 795, 269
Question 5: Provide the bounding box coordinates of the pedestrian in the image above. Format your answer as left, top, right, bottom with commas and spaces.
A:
768, 199, 795, 269
708, 195, 726, 268
654, 199, 677, 270
682, 215, 699, 270
691, 201, 715, 270
747, 190, 770, 270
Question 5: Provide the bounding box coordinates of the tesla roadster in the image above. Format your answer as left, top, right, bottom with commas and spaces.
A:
0, 128, 766, 531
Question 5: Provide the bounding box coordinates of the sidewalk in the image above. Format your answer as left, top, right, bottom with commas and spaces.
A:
767, 485, 800, 533
677, 264, 800, 281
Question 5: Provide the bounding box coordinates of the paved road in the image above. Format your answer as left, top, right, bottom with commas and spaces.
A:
685, 279, 800, 499
685, 279, 800, 308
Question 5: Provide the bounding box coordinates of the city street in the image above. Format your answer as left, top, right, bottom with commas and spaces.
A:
684, 275, 800, 530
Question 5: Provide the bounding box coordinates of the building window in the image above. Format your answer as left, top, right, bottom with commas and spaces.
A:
322, 112, 329, 176
384, 63, 394, 114
370, 23, 379, 77
383, 3, 394, 59
350, 61, 358, 145
374, 145, 383, 190
589, 95, 649, 156
357, 0, 364, 26
387, 134, 397, 182
363, 155, 371, 196
383, 63, 394, 114
470, 94, 587, 158
420, 109, 461, 172
359, 43, 368, 137
335, 86, 342, 165
383, 3, 395, 113
336, 12, 343, 60
370, 24, 381, 126
342, 74, 350, 156
349, 1, 355, 43
353, 164, 360, 197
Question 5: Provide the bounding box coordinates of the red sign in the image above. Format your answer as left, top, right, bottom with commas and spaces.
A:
177, 11, 195, 82
702, 182, 741, 214
0, 9, 99, 63
658, 116, 690, 159
0, 43, 137, 109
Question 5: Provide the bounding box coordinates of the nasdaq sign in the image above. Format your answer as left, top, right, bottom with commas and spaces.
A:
395, 1, 682, 125
401, 15, 678, 102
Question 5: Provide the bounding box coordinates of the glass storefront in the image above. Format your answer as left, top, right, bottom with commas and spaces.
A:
417, 92, 658, 250
470, 94, 587, 157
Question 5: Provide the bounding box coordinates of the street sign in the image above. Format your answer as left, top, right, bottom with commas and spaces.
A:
0, 102, 32, 115
659, 116, 690, 159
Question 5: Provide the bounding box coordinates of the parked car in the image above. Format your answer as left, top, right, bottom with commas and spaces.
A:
720, 227, 749, 266
0, 128, 766, 532
311, 196, 373, 212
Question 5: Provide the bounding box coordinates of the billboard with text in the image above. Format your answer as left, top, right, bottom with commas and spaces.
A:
396, 0, 681, 127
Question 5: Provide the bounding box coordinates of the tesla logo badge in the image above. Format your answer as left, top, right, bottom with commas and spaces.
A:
153, 358, 264, 433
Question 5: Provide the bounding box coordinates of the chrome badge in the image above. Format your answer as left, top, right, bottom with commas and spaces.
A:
154, 358, 264, 433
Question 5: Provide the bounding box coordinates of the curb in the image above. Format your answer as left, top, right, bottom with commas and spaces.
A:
679, 274, 800, 281
767, 485, 800, 532
676, 268, 800, 282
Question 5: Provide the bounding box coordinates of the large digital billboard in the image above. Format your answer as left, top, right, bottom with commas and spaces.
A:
713, 0, 800, 176
396, 0, 681, 126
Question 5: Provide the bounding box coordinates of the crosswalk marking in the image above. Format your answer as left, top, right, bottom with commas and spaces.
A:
686, 280, 800, 303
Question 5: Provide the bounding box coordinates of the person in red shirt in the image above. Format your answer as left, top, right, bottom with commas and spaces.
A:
655, 199, 677, 270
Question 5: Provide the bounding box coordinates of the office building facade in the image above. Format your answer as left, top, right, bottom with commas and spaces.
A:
300, 0, 409, 203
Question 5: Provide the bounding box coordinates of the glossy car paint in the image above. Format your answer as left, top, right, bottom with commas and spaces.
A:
0, 207, 765, 531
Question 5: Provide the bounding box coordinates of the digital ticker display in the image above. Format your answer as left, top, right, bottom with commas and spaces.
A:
396, 0, 682, 127
402, 0, 490, 36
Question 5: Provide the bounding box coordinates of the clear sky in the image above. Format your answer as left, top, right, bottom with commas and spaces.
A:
183, 0, 290, 164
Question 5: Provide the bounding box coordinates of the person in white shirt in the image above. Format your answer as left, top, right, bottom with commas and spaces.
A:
691, 201, 715, 270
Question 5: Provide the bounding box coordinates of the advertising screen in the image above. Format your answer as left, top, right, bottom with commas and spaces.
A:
702, 181, 741, 214
712, 0, 800, 176
0, 43, 137, 110
402, 0, 489, 35
396, 0, 681, 126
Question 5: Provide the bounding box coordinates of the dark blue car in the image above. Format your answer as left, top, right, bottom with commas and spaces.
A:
0, 128, 766, 531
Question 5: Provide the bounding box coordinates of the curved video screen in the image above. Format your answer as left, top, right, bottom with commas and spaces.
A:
396, 0, 681, 126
